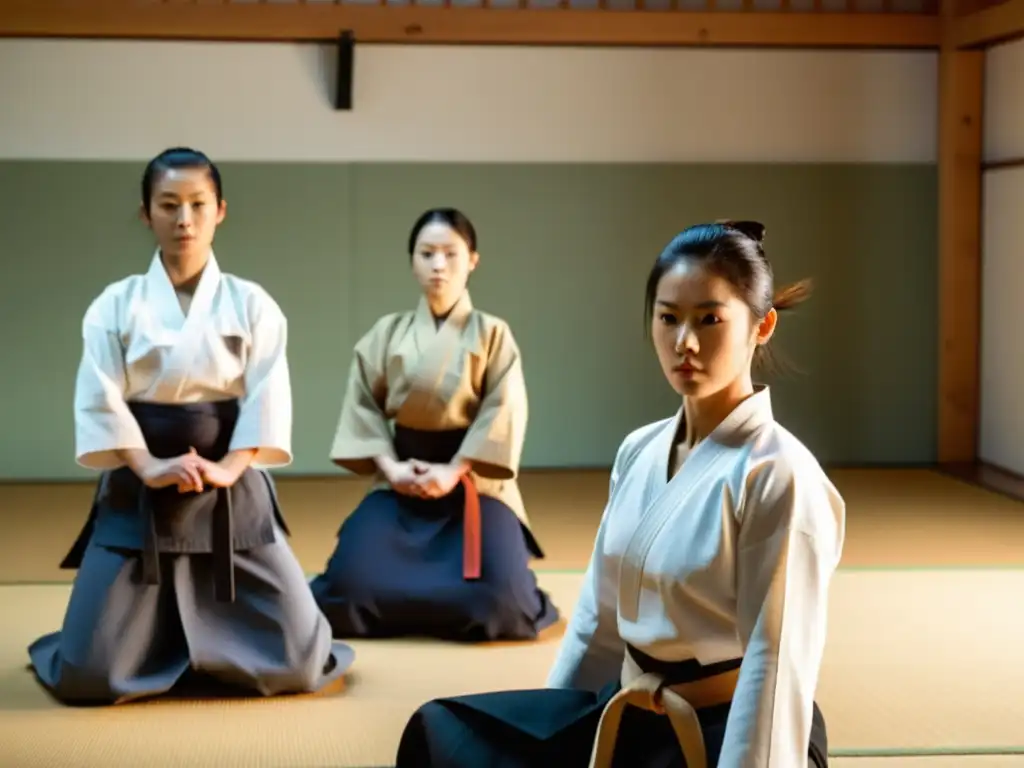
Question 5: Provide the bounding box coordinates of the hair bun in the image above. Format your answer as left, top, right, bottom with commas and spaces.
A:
717, 219, 766, 244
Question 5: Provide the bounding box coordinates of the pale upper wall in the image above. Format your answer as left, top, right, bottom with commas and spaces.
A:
984, 39, 1024, 164
0, 40, 937, 163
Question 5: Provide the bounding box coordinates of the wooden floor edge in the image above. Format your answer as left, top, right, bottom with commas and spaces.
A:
938, 461, 1024, 505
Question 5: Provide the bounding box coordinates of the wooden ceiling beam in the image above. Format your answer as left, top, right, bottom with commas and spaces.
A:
0, 2, 941, 49
950, 0, 1024, 47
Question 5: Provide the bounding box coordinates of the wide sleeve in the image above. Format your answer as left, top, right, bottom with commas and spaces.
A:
718, 456, 846, 767
328, 317, 398, 475
454, 322, 527, 481
74, 293, 149, 470
228, 290, 293, 467
545, 439, 630, 692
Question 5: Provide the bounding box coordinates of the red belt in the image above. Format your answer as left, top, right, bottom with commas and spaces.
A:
460, 475, 482, 580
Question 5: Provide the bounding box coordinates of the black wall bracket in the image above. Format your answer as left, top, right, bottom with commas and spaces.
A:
334, 30, 354, 111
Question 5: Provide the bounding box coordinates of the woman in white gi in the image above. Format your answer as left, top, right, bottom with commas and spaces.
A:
29, 147, 355, 705
309, 208, 559, 642
394, 220, 843, 766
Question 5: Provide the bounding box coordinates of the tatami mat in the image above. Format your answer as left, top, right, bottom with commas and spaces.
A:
820, 570, 1024, 752
2, 469, 1024, 585
0, 569, 1021, 767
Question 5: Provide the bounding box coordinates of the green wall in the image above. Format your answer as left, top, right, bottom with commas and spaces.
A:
0, 161, 937, 480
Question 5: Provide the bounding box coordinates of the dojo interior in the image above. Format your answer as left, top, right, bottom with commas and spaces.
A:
2, 1, 1024, 766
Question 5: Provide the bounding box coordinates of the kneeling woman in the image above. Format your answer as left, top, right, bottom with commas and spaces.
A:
310, 208, 558, 643
29, 147, 354, 705
395, 221, 843, 766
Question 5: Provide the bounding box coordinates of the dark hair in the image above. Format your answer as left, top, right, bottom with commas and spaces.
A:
141, 147, 223, 213
407, 207, 478, 258
644, 220, 812, 373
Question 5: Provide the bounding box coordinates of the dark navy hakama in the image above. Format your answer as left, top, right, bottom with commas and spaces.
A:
310, 426, 559, 642
396, 646, 829, 767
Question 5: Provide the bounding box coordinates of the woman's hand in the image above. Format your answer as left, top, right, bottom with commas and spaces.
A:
136, 448, 206, 492
382, 459, 428, 497
196, 458, 242, 489
191, 447, 258, 491
413, 461, 469, 499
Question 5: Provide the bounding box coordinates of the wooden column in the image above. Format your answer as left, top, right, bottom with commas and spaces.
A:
937, 0, 984, 464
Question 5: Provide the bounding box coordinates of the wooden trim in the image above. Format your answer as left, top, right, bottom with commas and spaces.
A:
937, 24, 984, 463
983, 157, 1024, 171
953, 0, 1003, 15
951, 0, 1024, 47
0, 3, 942, 49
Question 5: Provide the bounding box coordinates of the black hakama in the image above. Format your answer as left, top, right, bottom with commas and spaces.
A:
396, 646, 829, 767
310, 426, 559, 642
28, 400, 354, 705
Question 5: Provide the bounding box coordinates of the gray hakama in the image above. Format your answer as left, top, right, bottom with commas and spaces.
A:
28, 400, 354, 706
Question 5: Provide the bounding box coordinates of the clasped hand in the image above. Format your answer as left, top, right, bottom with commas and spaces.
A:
141, 448, 240, 493
386, 460, 462, 500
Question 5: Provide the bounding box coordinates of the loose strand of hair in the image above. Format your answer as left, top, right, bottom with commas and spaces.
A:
757, 276, 813, 378
754, 342, 805, 379
772, 278, 813, 312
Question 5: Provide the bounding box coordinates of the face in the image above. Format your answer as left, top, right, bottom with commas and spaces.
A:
141, 167, 225, 262
410, 222, 479, 310
651, 259, 777, 400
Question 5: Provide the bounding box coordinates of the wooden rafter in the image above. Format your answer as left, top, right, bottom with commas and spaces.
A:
951, 0, 1024, 47
0, 1, 941, 49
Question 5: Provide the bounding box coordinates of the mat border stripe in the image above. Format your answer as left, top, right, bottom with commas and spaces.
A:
346, 754, 1024, 767
357, 750, 1024, 768
833, 747, 1024, 756
2, 562, 1023, 587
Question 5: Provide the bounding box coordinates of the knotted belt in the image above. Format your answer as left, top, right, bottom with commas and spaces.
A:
459, 474, 482, 580
392, 425, 482, 582
588, 647, 740, 768
141, 485, 236, 603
